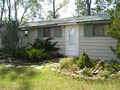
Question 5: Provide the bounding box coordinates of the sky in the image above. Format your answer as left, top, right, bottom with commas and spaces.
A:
18, 0, 114, 21
41, 0, 97, 19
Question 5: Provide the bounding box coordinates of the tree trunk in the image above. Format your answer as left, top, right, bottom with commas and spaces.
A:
53, 0, 56, 19
0, 0, 5, 20
14, 0, 17, 21
86, 0, 91, 15
7, 0, 11, 21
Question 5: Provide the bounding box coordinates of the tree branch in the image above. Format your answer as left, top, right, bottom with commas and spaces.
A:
55, 1, 69, 13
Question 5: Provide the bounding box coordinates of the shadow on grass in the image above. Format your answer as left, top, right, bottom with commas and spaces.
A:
0, 67, 39, 90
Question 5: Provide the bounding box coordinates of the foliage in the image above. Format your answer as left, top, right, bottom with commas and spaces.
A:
81, 68, 92, 77
50, 53, 64, 58
28, 38, 59, 54
94, 0, 116, 14
76, 52, 94, 69
0, 0, 44, 22
1, 21, 19, 54
27, 48, 49, 61
75, 0, 87, 16
14, 47, 49, 62
103, 62, 120, 73
99, 70, 111, 78
59, 57, 76, 69
46, 0, 69, 19
107, 3, 120, 59
13, 47, 29, 60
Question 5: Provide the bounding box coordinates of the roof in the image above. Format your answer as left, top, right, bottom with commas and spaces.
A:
20, 13, 110, 28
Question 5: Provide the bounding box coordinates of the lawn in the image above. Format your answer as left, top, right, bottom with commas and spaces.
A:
0, 64, 120, 90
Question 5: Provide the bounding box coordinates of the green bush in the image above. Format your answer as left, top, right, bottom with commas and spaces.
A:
99, 70, 111, 78
13, 47, 49, 62
14, 47, 29, 60
104, 62, 120, 73
27, 49, 49, 61
82, 68, 92, 77
1, 21, 19, 54
59, 57, 76, 69
28, 38, 59, 53
76, 52, 94, 69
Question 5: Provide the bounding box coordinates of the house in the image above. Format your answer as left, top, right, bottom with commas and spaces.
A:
19, 13, 117, 60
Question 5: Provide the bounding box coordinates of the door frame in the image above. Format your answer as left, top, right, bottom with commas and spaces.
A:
65, 24, 79, 57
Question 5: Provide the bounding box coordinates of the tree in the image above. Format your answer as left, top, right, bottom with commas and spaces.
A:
47, 0, 69, 19
75, 0, 87, 16
1, 21, 19, 54
86, 0, 92, 15
75, 0, 92, 16
107, 3, 120, 59
94, 0, 119, 14
0, 0, 44, 23
0, 0, 44, 55
0, 0, 5, 20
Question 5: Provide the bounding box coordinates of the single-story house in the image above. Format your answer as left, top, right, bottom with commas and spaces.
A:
19, 13, 117, 60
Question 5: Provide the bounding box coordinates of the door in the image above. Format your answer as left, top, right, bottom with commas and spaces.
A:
65, 25, 79, 57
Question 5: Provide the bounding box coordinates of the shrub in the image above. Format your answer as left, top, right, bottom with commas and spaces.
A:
82, 68, 92, 77
107, 3, 120, 59
13, 47, 49, 62
99, 70, 111, 78
59, 57, 76, 69
27, 49, 49, 62
104, 62, 120, 73
76, 52, 93, 69
1, 21, 19, 54
14, 47, 29, 60
28, 38, 59, 53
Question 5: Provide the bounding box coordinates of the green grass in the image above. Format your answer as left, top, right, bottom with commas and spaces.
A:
0, 65, 120, 90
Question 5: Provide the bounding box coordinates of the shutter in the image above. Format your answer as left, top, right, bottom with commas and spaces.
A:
84, 24, 93, 37
38, 28, 44, 38
55, 26, 62, 37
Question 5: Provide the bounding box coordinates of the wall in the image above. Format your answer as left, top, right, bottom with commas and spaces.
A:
79, 24, 117, 60
20, 26, 65, 54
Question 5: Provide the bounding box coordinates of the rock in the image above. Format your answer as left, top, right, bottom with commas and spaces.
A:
6, 64, 15, 67
117, 71, 120, 74
16, 66, 23, 68
57, 70, 60, 73
34, 66, 43, 69
75, 70, 83, 74
51, 68, 56, 71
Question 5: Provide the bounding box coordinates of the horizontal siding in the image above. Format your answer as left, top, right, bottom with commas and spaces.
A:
20, 27, 65, 54
21, 29, 38, 46
42, 26, 65, 54
79, 24, 117, 60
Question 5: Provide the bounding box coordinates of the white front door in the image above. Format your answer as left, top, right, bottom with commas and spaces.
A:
65, 25, 79, 57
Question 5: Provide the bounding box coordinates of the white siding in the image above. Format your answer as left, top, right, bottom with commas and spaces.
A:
79, 24, 117, 60
20, 27, 65, 54
42, 26, 65, 54
21, 29, 38, 46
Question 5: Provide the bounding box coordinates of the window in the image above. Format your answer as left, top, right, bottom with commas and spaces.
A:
84, 24, 108, 37
24, 30, 29, 38
44, 27, 55, 37
93, 24, 108, 36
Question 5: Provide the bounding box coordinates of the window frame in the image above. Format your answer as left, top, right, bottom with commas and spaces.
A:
43, 26, 62, 38
24, 30, 29, 38
93, 24, 108, 37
